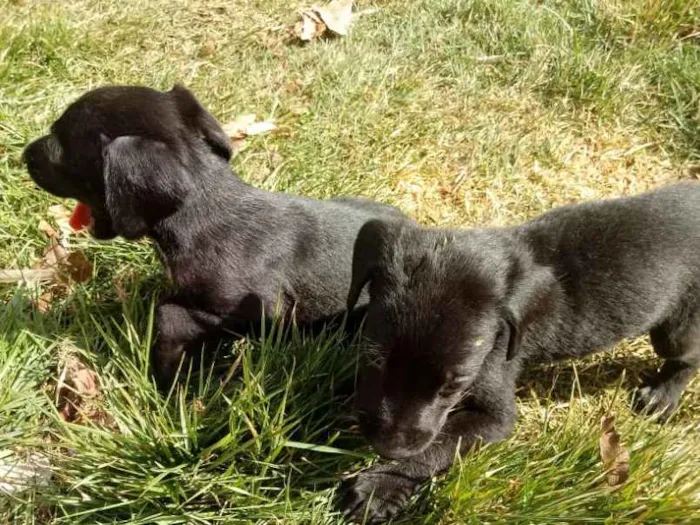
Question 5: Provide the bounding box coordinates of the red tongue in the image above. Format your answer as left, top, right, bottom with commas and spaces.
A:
69, 202, 92, 231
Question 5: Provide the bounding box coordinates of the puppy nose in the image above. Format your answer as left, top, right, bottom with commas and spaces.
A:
369, 425, 435, 459
22, 139, 44, 170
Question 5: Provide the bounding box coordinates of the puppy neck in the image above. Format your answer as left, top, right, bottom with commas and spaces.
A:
147, 168, 257, 281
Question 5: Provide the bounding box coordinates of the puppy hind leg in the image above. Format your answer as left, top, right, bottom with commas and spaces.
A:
152, 303, 207, 392
636, 307, 700, 421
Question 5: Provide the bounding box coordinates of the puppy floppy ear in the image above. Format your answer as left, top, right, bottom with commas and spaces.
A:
502, 262, 557, 361
347, 219, 403, 311
103, 135, 195, 239
170, 84, 232, 161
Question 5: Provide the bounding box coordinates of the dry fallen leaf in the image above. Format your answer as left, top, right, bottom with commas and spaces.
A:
64, 251, 92, 283
315, 0, 353, 36
56, 355, 102, 424
39, 235, 69, 270
1, 209, 95, 312
599, 414, 630, 486
222, 114, 257, 138
222, 114, 277, 153
295, 9, 326, 41
47, 204, 70, 220
294, 0, 354, 42
245, 120, 278, 136
1, 211, 92, 288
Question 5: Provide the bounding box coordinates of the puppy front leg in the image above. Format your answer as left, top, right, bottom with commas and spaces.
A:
152, 302, 206, 391
341, 399, 516, 523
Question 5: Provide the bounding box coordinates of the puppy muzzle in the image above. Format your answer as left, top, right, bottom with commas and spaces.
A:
23, 135, 76, 199
361, 414, 437, 459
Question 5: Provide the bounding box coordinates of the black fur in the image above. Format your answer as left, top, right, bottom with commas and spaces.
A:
23, 85, 409, 389
342, 182, 700, 522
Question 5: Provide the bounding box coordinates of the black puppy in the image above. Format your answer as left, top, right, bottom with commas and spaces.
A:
341, 182, 700, 522
23, 85, 407, 388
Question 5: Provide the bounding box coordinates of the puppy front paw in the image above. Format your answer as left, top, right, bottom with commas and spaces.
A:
340, 466, 419, 523
633, 384, 679, 422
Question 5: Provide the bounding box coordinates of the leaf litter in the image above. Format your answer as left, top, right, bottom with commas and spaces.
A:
0, 350, 115, 494
222, 113, 278, 152
599, 413, 630, 486
293, 0, 355, 42
0, 205, 93, 312
55, 352, 103, 425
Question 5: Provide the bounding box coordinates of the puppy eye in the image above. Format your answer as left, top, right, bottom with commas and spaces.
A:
438, 380, 466, 398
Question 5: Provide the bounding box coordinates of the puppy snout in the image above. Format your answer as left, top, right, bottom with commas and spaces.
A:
23, 140, 43, 171
23, 136, 56, 178
360, 414, 435, 459
371, 426, 434, 459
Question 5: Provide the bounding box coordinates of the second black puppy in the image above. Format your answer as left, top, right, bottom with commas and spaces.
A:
341, 182, 700, 522
23, 85, 408, 388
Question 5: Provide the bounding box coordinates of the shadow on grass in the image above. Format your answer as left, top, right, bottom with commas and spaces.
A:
518, 352, 657, 402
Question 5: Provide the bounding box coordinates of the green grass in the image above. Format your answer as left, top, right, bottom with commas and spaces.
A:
1, 0, 699, 523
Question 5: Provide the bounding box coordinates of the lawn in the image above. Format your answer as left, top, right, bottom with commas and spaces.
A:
1, 0, 699, 523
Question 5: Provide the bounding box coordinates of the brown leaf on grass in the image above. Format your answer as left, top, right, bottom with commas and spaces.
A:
295, 10, 327, 41
222, 114, 256, 138
315, 0, 354, 36
222, 114, 277, 153
17, 210, 94, 312
47, 204, 70, 220
64, 251, 92, 283
38, 219, 59, 238
294, 0, 354, 42
56, 355, 102, 424
222, 114, 277, 139
599, 414, 630, 486
38, 235, 69, 271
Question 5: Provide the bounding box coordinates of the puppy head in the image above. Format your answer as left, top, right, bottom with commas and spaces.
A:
23, 85, 232, 240
348, 220, 555, 459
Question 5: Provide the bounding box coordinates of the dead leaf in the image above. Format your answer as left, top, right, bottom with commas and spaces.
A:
64, 251, 93, 283
71, 368, 99, 397
56, 355, 102, 424
599, 414, 630, 486
222, 114, 277, 153
35, 290, 54, 314
295, 10, 326, 41
38, 219, 59, 238
16, 209, 94, 312
245, 120, 277, 136
293, 0, 354, 42
315, 0, 353, 36
47, 204, 70, 220
39, 236, 69, 270
222, 114, 257, 138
